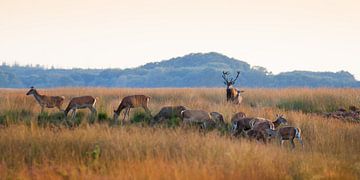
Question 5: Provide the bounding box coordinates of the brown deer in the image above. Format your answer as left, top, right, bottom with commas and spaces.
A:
266, 126, 304, 149
150, 105, 187, 126
222, 71, 244, 104
64, 96, 97, 118
251, 114, 288, 131
246, 129, 267, 144
230, 112, 247, 123
113, 95, 151, 124
26, 86, 65, 112
232, 114, 287, 138
231, 117, 263, 137
181, 110, 225, 131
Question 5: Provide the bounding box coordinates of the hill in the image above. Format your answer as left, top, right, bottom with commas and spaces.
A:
0, 52, 359, 88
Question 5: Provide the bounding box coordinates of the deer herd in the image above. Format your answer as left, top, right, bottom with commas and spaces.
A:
25, 71, 304, 149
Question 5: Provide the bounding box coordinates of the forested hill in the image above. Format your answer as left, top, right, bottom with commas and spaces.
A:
1, 52, 359, 88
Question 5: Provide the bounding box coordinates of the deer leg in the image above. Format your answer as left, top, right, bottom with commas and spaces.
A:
143, 106, 152, 116
121, 109, 126, 125
290, 139, 295, 149
71, 109, 77, 119
88, 106, 97, 116
127, 108, 131, 121
298, 137, 304, 148
279, 138, 284, 147
41, 105, 45, 113
122, 107, 129, 125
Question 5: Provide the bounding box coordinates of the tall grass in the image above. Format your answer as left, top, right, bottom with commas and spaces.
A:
0, 88, 359, 179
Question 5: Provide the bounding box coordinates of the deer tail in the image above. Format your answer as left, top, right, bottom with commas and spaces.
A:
295, 128, 301, 139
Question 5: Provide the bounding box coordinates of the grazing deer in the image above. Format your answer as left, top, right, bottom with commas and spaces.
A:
222, 71, 244, 104
181, 110, 225, 130
26, 86, 65, 112
230, 112, 247, 123
150, 105, 187, 126
266, 126, 304, 149
231, 117, 263, 137
232, 114, 287, 138
246, 129, 267, 144
64, 96, 97, 118
251, 114, 288, 131
113, 95, 151, 124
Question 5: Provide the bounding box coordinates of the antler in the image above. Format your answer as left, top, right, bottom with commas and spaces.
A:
231, 71, 240, 84
222, 71, 230, 84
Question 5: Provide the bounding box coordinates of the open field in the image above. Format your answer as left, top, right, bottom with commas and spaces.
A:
0, 88, 360, 179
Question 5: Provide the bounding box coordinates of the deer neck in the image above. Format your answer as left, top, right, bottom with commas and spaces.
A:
32, 90, 44, 104
273, 120, 280, 128
272, 119, 283, 129
114, 104, 124, 115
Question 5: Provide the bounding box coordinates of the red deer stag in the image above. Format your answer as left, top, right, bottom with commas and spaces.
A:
64, 96, 97, 118
26, 86, 65, 112
222, 71, 244, 104
266, 126, 304, 149
113, 95, 151, 125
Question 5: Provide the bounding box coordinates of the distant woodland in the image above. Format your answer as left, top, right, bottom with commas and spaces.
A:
1, 52, 359, 88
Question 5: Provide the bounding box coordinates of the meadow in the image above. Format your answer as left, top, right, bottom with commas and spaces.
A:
0, 88, 359, 179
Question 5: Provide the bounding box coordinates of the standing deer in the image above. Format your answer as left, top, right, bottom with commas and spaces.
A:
266, 126, 304, 149
26, 86, 65, 112
222, 71, 244, 104
113, 95, 152, 124
64, 96, 97, 118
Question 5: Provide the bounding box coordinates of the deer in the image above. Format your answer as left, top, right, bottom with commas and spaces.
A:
232, 114, 288, 138
251, 114, 288, 131
26, 86, 65, 112
64, 96, 97, 118
266, 126, 304, 149
113, 95, 152, 125
222, 71, 244, 104
150, 105, 187, 126
181, 110, 225, 131
230, 112, 247, 123
246, 129, 267, 144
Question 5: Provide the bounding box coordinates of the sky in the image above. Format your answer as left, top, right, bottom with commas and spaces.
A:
0, 0, 359, 79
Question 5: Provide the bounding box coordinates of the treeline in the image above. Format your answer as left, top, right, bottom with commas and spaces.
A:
1, 52, 359, 88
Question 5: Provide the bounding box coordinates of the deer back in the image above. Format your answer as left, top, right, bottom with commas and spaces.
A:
181, 110, 211, 123
278, 127, 297, 140
120, 95, 150, 108
69, 96, 96, 106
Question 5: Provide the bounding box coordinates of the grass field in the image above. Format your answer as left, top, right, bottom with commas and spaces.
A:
0, 88, 359, 179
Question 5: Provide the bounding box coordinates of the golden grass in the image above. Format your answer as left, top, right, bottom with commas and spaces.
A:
0, 88, 359, 179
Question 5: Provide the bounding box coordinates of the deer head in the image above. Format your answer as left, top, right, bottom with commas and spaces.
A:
222, 71, 240, 88
26, 86, 36, 95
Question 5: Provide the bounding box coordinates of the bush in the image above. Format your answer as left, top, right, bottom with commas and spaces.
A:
166, 116, 181, 128
97, 112, 111, 124
131, 111, 152, 124
0, 109, 33, 126
37, 112, 65, 127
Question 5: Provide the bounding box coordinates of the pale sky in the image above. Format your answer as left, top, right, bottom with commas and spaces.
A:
0, 0, 359, 79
